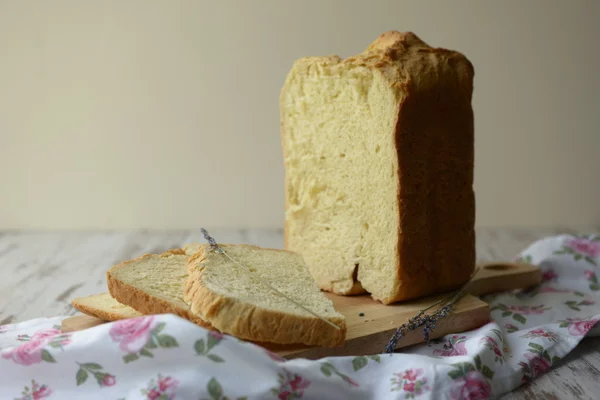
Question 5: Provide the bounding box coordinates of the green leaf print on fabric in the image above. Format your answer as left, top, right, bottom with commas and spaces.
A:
351, 355, 381, 371
14, 379, 52, 400
195, 331, 225, 363
75, 362, 116, 387
352, 356, 368, 371
207, 378, 223, 400
564, 299, 596, 311
320, 362, 359, 387
156, 334, 178, 348
202, 377, 248, 400
515, 254, 533, 264
123, 353, 139, 363
109, 316, 179, 364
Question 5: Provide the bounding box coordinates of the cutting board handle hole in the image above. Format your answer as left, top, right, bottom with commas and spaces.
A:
483, 263, 518, 271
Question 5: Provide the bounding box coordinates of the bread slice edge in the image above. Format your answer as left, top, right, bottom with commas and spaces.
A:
184, 245, 347, 347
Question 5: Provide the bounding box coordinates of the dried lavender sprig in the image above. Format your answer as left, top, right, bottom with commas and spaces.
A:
201, 228, 222, 253
199, 228, 341, 331
384, 267, 479, 354
384, 286, 468, 353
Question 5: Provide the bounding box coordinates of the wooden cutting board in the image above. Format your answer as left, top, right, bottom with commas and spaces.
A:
61, 262, 540, 360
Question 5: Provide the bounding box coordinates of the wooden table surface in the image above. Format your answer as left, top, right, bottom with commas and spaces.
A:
1, 227, 599, 399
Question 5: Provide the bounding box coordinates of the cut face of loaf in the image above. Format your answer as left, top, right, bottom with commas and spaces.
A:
184, 244, 346, 347
280, 31, 476, 304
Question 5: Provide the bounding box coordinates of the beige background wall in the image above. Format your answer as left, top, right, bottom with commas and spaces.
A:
1, 0, 599, 230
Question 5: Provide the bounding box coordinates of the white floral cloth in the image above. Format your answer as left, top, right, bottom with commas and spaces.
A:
1, 234, 600, 400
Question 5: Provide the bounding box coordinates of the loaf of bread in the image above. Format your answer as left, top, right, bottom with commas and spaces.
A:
280, 31, 475, 304
185, 244, 346, 347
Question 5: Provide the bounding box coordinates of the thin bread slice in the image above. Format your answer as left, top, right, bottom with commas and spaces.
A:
184, 244, 347, 347
106, 246, 213, 329
72, 292, 142, 321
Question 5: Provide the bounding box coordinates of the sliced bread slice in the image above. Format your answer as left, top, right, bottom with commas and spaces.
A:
106, 246, 212, 329
184, 244, 347, 347
72, 292, 142, 321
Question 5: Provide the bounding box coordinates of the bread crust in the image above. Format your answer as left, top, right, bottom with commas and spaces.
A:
106, 252, 213, 329
386, 32, 475, 303
184, 245, 347, 347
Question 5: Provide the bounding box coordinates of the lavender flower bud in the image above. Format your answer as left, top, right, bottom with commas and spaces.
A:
200, 228, 222, 252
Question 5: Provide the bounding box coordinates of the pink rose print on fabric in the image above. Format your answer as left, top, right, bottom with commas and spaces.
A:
391, 368, 431, 398
508, 305, 547, 316
1, 327, 69, 365
32, 329, 71, 347
524, 354, 550, 377
14, 379, 52, 400
519, 343, 560, 383
520, 328, 559, 342
433, 335, 467, 357
480, 335, 504, 364
109, 316, 156, 353
491, 304, 551, 325
208, 330, 223, 341
265, 349, 286, 362
555, 236, 600, 265
449, 371, 492, 400
447, 356, 495, 399
584, 270, 600, 291
559, 317, 600, 336
2, 337, 48, 366
542, 269, 558, 282
566, 237, 600, 258
584, 270, 595, 280
140, 374, 179, 400
110, 317, 179, 363
102, 374, 116, 387
271, 368, 311, 399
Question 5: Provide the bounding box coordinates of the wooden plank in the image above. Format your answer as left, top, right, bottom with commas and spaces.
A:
60, 261, 539, 359
61, 292, 490, 359
266, 293, 489, 359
